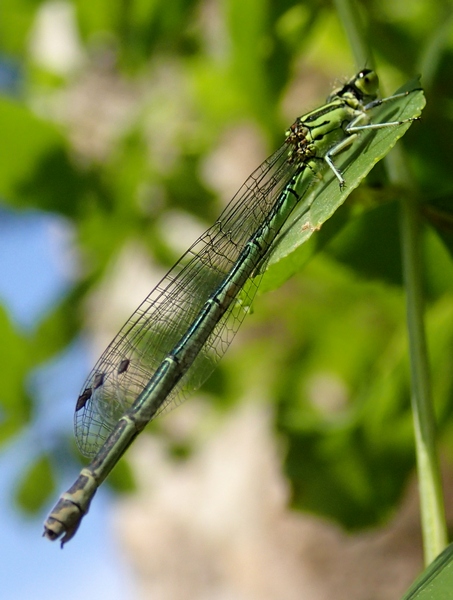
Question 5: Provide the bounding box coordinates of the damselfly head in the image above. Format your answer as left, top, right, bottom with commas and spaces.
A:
352, 69, 379, 99
327, 69, 379, 103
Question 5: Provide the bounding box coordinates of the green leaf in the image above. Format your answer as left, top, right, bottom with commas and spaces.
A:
260, 77, 426, 293
0, 96, 63, 201
325, 199, 453, 296
0, 0, 38, 56
76, 0, 199, 65
327, 200, 404, 285
401, 543, 453, 599
106, 457, 136, 493
0, 96, 92, 216
227, 0, 271, 120
29, 287, 83, 364
271, 255, 416, 528
0, 306, 32, 445
14, 454, 56, 514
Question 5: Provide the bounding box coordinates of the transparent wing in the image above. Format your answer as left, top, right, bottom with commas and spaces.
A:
75, 141, 301, 457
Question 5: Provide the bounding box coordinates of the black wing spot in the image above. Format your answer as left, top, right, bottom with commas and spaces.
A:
93, 372, 105, 389
76, 388, 92, 411
118, 359, 130, 374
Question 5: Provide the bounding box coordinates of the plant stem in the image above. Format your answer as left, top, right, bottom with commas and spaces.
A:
333, 0, 371, 68
398, 169, 448, 564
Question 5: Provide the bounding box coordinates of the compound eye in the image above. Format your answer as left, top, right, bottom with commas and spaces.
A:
356, 69, 379, 95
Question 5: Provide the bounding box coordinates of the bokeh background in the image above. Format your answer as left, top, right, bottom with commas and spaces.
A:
1, 0, 453, 598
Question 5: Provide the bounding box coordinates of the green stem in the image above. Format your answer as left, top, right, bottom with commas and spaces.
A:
398, 169, 448, 564
333, 0, 371, 69
334, 0, 447, 566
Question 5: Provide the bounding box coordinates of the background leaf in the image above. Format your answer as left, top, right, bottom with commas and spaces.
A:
14, 454, 55, 514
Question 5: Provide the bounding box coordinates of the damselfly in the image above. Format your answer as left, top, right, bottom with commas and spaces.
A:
43, 69, 422, 546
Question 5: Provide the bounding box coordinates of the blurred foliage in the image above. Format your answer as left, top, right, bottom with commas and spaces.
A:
14, 453, 55, 513
1, 0, 453, 539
